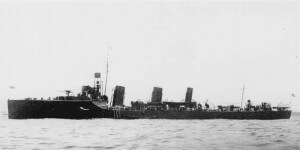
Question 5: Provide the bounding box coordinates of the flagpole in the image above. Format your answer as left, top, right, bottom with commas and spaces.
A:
290, 93, 295, 107
240, 83, 246, 108
104, 42, 110, 95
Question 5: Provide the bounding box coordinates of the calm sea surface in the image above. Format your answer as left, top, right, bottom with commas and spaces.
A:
1, 113, 300, 150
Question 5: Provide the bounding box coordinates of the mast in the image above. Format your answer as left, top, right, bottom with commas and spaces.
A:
240, 83, 246, 108
104, 42, 110, 95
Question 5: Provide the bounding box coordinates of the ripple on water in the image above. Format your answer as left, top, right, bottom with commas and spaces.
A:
38, 142, 55, 145
61, 146, 76, 149
274, 139, 285, 143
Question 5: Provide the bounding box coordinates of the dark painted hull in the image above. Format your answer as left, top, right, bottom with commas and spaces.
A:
120, 110, 292, 120
8, 100, 292, 120
8, 100, 114, 119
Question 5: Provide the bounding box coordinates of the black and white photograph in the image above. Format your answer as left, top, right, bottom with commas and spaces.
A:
0, 0, 299, 149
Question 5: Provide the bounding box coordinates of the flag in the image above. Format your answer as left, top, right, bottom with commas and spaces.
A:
94, 72, 101, 78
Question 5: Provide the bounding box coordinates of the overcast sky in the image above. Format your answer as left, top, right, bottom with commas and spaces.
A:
0, 0, 299, 112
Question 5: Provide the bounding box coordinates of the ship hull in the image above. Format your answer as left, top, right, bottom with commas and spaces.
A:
8, 100, 292, 120
119, 110, 292, 120
8, 100, 114, 119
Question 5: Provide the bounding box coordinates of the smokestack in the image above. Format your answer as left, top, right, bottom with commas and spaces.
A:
112, 86, 125, 106
185, 87, 193, 103
151, 87, 162, 103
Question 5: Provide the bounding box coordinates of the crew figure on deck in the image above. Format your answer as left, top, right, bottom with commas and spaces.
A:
205, 100, 209, 109
246, 99, 252, 111
198, 103, 202, 111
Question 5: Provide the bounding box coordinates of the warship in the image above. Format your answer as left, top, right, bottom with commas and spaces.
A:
7, 73, 292, 120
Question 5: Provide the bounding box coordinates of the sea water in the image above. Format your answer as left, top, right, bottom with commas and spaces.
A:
0, 113, 299, 150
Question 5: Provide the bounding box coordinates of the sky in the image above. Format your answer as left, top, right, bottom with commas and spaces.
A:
0, 0, 299, 112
